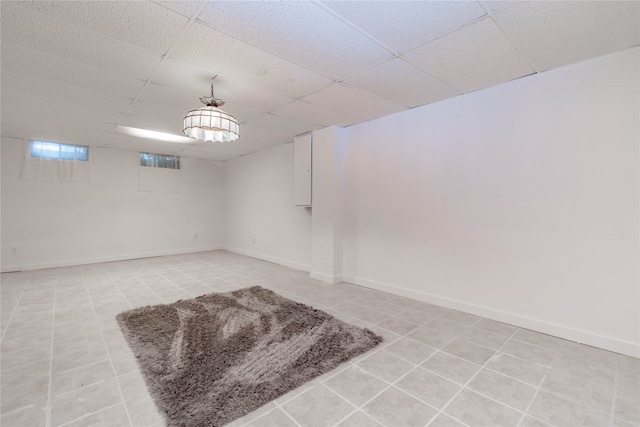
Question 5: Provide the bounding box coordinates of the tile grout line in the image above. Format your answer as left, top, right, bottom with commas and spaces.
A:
0, 276, 30, 342
44, 274, 58, 427
83, 273, 135, 427
55, 402, 124, 427
514, 341, 561, 427
608, 357, 621, 427
424, 325, 522, 425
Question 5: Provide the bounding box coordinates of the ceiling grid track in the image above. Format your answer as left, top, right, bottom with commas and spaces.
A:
102, 1, 210, 150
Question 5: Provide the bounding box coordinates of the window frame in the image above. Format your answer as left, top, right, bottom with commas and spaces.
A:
139, 152, 181, 170
28, 140, 89, 161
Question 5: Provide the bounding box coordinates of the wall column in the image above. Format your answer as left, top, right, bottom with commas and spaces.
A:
310, 126, 344, 283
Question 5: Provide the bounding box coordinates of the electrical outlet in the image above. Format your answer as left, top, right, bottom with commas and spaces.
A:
10, 247, 18, 255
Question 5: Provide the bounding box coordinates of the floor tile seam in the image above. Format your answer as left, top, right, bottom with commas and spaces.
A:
243, 402, 300, 427
607, 368, 622, 426
418, 344, 548, 389
539, 373, 617, 413
382, 346, 435, 367
516, 388, 554, 427
0, 367, 54, 392
49, 361, 116, 396
0, 391, 49, 417
429, 324, 521, 425
49, 375, 120, 403
83, 282, 134, 427
544, 364, 618, 394
515, 332, 567, 426
53, 352, 111, 377
44, 278, 59, 427
0, 354, 52, 373
0, 282, 28, 342
528, 388, 613, 422
329, 408, 365, 427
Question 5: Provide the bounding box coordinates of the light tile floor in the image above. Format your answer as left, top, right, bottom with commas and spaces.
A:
1, 250, 638, 427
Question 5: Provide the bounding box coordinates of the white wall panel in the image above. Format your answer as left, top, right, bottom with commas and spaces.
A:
341, 48, 639, 356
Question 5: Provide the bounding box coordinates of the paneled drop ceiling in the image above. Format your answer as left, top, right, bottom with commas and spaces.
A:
1, 1, 638, 161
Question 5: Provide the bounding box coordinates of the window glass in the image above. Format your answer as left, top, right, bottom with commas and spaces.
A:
29, 140, 89, 161
139, 152, 180, 169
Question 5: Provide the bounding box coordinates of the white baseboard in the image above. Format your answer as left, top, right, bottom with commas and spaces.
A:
310, 271, 343, 284
342, 274, 640, 358
223, 246, 310, 272
1, 246, 223, 273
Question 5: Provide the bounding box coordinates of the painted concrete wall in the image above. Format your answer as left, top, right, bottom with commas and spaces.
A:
341, 48, 639, 356
1, 137, 225, 271
223, 143, 312, 271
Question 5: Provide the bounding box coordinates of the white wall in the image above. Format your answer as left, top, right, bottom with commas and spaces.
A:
341, 47, 639, 356
1, 137, 225, 271
224, 143, 312, 271
310, 126, 345, 283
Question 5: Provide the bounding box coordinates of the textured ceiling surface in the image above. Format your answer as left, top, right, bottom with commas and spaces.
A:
1, 1, 638, 161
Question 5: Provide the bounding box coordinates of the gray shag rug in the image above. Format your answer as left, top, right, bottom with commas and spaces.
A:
116, 285, 382, 426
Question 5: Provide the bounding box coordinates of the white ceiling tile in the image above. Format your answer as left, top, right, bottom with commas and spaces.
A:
403, 17, 535, 93
2, 88, 124, 128
301, 83, 408, 123
233, 123, 301, 150
320, 0, 486, 53
106, 133, 195, 155
171, 22, 333, 99
122, 101, 193, 136
2, 70, 132, 114
1, 42, 146, 100
138, 83, 206, 113
244, 113, 321, 139
271, 100, 361, 127
152, 60, 293, 112
153, 1, 205, 19
1, 2, 162, 81
175, 148, 234, 161
1, 101, 116, 146
484, 1, 521, 13
13, 1, 188, 55
197, 1, 392, 80
493, 1, 640, 72
343, 58, 461, 108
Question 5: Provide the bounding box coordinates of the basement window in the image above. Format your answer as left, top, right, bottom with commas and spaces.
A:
139, 152, 181, 170
29, 140, 89, 161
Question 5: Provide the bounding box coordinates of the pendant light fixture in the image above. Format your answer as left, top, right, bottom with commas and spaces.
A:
183, 77, 239, 143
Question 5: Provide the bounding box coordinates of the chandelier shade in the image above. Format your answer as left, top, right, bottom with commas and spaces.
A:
183, 78, 239, 143
183, 106, 239, 143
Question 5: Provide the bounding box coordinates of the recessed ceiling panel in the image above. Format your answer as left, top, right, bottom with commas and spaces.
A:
484, 1, 521, 13
320, 0, 486, 53
403, 17, 535, 93
154, 1, 205, 19
244, 113, 320, 140
343, 58, 461, 108
106, 133, 196, 155
2, 70, 132, 114
302, 84, 407, 122
197, 1, 392, 80
493, 1, 640, 72
1, 42, 146, 100
1, 102, 116, 146
152, 60, 293, 113
1, 2, 162, 81
271, 100, 361, 127
171, 22, 332, 99
13, 1, 188, 55
121, 101, 195, 136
